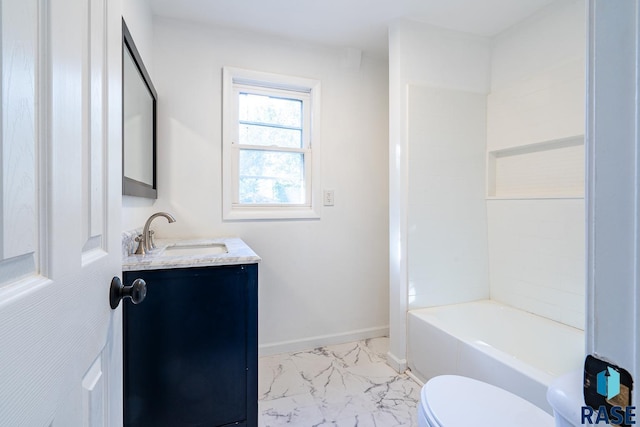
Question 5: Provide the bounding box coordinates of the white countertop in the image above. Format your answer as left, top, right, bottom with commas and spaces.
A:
122, 237, 261, 272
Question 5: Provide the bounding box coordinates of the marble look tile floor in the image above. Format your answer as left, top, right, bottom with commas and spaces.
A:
258, 338, 421, 427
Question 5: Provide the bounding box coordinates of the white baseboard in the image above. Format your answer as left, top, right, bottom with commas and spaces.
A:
405, 368, 425, 386
258, 326, 389, 357
386, 351, 407, 373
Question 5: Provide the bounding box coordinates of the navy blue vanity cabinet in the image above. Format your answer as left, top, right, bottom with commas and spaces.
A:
123, 263, 258, 427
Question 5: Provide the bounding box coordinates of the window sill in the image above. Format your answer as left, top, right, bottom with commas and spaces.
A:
223, 206, 321, 221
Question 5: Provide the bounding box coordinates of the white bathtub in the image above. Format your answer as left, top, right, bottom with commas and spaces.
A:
407, 300, 584, 413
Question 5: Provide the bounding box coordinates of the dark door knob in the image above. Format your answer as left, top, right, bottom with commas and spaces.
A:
110, 276, 147, 309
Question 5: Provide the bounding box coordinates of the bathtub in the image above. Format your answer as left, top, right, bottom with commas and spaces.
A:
407, 300, 584, 413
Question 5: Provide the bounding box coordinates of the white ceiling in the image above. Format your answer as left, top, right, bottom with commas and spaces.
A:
149, 0, 560, 58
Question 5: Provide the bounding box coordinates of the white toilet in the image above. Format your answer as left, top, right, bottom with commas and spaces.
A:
418, 374, 583, 427
546, 370, 586, 427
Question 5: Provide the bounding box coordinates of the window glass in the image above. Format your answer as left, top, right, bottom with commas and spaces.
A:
238, 150, 305, 204
238, 93, 302, 128
238, 93, 303, 148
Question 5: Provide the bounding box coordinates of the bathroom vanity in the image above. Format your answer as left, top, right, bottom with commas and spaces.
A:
122, 238, 260, 427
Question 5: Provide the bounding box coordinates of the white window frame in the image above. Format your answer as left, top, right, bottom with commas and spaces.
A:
222, 67, 322, 220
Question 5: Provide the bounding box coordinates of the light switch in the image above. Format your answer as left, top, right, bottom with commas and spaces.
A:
323, 190, 335, 206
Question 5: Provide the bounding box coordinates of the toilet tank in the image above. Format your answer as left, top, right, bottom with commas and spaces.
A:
547, 370, 585, 426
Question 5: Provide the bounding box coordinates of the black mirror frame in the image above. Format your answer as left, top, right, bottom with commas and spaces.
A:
122, 18, 158, 199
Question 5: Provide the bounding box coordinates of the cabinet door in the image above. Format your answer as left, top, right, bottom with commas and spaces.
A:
124, 265, 249, 427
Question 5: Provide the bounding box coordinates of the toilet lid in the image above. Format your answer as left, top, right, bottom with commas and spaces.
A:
422, 375, 554, 427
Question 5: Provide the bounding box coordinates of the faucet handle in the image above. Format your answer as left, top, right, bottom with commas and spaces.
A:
134, 234, 146, 255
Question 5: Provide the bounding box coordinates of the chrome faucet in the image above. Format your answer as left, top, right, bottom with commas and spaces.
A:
134, 212, 176, 255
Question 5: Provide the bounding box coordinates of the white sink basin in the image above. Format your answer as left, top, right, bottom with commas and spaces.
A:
162, 242, 228, 257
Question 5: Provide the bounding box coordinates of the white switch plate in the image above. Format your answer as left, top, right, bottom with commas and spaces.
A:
323, 190, 335, 206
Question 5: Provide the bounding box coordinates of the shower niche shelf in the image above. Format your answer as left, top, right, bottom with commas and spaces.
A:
487, 135, 584, 199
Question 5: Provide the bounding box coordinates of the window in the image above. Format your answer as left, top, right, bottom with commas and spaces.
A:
222, 67, 321, 220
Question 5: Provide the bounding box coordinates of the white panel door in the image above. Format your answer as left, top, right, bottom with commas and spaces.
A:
0, 0, 123, 425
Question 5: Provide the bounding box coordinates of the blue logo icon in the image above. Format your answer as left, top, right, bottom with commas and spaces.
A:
597, 367, 621, 400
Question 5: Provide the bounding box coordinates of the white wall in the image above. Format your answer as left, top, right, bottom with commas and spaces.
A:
486, 0, 586, 330
143, 17, 390, 354
388, 19, 491, 369
408, 86, 490, 309
122, 0, 153, 73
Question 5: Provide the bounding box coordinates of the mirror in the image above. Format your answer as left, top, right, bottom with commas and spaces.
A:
122, 19, 157, 198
